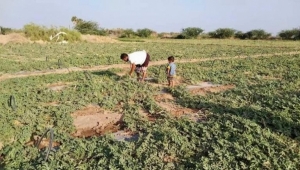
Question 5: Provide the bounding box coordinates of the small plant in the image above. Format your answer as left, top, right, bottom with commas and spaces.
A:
8, 95, 17, 111
58, 59, 62, 68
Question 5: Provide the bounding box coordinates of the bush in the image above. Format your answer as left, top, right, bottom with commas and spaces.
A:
71, 16, 107, 36
157, 32, 179, 39
234, 31, 246, 39
136, 28, 153, 38
179, 27, 204, 39
23, 23, 81, 42
74, 21, 107, 36
244, 29, 271, 40
119, 29, 136, 38
0, 26, 13, 35
278, 28, 300, 40
208, 28, 236, 39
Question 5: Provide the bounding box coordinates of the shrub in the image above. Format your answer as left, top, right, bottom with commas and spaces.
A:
74, 21, 107, 36
158, 32, 180, 39
244, 29, 271, 40
119, 29, 136, 38
209, 28, 236, 39
179, 27, 204, 39
136, 28, 153, 38
71, 16, 107, 36
0, 26, 13, 35
278, 28, 300, 40
234, 31, 246, 39
23, 23, 81, 42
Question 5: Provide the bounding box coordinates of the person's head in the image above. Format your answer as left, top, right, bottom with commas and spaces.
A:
120, 53, 129, 62
168, 56, 175, 63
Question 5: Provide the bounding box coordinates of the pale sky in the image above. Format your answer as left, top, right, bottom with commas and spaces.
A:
1, 0, 299, 35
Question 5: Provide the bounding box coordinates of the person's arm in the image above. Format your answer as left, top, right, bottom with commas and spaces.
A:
167, 65, 171, 76
129, 63, 136, 76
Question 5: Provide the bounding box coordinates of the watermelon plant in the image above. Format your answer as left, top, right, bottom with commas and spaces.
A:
0, 40, 300, 169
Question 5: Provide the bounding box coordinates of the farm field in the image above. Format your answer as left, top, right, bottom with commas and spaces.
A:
0, 39, 300, 169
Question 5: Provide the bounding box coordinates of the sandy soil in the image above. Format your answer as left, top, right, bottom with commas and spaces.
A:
71, 104, 123, 137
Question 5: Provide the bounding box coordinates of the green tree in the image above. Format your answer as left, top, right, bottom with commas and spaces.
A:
180, 27, 204, 39
245, 29, 271, 40
208, 28, 236, 39
120, 29, 136, 38
234, 31, 246, 39
71, 16, 107, 36
278, 28, 300, 40
0, 26, 12, 35
136, 28, 153, 38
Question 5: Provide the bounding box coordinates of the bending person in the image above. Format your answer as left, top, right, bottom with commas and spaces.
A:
120, 50, 150, 82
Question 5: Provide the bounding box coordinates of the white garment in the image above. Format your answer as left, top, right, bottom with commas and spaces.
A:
128, 50, 147, 65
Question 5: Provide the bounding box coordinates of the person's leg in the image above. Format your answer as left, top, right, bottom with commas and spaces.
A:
141, 67, 147, 82
170, 80, 174, 87
140, 53, 150, 82
135, 66, 141, 81
171, 77, 175, 87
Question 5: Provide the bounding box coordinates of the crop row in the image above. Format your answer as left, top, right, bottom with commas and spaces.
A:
0, 40, 299, 73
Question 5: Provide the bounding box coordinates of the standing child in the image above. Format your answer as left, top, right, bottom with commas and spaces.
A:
166, 56, 176, 87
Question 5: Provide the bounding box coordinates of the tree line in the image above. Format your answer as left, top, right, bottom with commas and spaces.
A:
1, 16, 299, 41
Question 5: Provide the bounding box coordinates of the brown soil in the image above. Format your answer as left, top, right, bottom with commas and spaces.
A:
138, 108, 160, 122
0, 33, 31, 44
47, 82, 73, 91
71, 104, 123, 138
154, 93, 198, 118
188, 84, 235, 96
25, 135, 60, 149
81, 35, 119, 43
1, 51, 300, 82
0, 33, 119, 44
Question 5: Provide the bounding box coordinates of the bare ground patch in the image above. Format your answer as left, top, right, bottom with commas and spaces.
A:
25, 135, 60, 149
81, 35, 119, 43
71, 104, 123, 138
187, 82, 235, 96
154, 93, 205, 122
0, 33, 31, 44
47, 82, 73, 91
138, 108, 162, 122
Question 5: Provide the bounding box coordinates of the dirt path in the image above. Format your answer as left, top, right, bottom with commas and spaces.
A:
0, 51, 299, 82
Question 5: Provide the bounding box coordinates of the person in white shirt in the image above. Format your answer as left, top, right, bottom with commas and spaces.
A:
120, 50, 150, 82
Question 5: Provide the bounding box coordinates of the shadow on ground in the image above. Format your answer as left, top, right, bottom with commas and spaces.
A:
171, 87, 300, 141
91, 70, 122, 80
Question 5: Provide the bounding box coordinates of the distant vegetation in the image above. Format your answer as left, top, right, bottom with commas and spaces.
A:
1, 17, 299, 41
71, 16, 107, 36
0, 26, 14, 35
278, 28, 300, 40
23, 23, 81, 42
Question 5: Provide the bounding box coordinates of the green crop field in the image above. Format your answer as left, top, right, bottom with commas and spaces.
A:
0, 39, 300, 169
